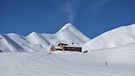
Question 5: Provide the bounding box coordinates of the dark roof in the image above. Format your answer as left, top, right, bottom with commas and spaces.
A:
0, 50, 3, 52
58, 43, 68, 46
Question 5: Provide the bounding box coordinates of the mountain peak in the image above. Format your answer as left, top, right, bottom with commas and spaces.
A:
66, 22, 73, 26
60, 22, 74, 30
57, 22, 78, 33
27, 32, 39, 37
56, 22, 90, 44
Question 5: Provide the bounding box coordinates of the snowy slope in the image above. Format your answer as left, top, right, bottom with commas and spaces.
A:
39, 23, 90, 46
83, 24, 135, 50
0, 42, 135, 76
1, 23, 90, 52
26, 32, 50, 46
0, 23, 135, 76
89, 42, 135, 65
56, 23, 90, 45
0, 34, 23, 52
7, 33, 47, 52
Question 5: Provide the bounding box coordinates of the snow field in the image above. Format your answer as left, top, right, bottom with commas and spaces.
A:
0, 23, 135, 76
0, 42, 135, 76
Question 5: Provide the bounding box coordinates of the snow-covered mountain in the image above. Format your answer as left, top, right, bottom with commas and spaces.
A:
56, 23, 90, 44
0, 34, 23, 52
0, 23, 90, 52
1, 23, 135, 52
0, 23, 135, 76
83, 24, 135, 50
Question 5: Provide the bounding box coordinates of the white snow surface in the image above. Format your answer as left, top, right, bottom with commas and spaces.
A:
0, 43, 135, 76
0, 23, 135, 76
83, 24, 135, 50
0, 23, 90, 52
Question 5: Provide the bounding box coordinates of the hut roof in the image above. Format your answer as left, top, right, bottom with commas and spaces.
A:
58, 43, 68, 46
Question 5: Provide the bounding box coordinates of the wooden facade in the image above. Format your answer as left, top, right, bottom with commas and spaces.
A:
50, 43, 82, 52
64, 47, 82, 52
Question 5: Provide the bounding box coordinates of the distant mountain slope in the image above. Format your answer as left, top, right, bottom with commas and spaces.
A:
26, 32, 50, 46
1, 23, 135, 52
7, 33, 46, 52
55, 23, 90, 45
83, 24, 135, 50
0, 34, 23, 52
1, 23, 90, 52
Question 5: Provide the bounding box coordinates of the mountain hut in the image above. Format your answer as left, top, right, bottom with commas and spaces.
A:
50, 43, 82, 52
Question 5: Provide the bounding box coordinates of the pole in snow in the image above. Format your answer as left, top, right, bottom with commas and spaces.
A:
48, 52, 52, 55
105, 62, 107, 66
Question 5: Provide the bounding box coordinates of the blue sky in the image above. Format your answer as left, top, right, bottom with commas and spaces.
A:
0, 0, 135, 38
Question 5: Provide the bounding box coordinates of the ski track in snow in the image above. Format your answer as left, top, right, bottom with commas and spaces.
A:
0, 51, 135, 76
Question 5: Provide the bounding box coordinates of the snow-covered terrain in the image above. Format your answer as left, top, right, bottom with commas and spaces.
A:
0, 23, 90, 52
83, 24, 135, 50
0, 23, 135, 76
